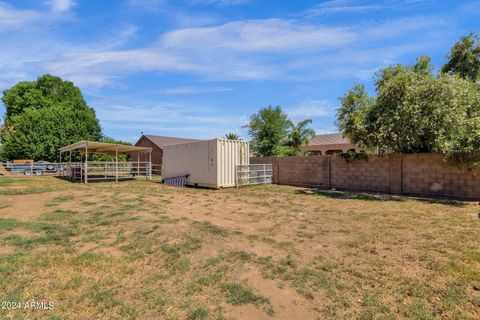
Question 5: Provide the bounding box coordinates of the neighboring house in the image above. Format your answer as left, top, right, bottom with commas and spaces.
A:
134, 135, 201, 165
301, 133, 363, 155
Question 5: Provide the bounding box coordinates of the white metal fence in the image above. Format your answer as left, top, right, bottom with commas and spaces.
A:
236, 164, 273, 187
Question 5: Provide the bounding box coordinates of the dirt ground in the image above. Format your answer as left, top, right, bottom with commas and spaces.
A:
0, 176, 479, 319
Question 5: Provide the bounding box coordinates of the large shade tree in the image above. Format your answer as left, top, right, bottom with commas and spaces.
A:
245, 106, 291, 156
337, 38, 480, 166
0, 74, 102, 161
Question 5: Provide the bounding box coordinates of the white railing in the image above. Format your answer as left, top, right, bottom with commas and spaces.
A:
236, 164, 273, 187
1, 161, 162, 180
62, 161, 160, 182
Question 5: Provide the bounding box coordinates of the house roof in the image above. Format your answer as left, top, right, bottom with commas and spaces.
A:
136, 135, 201, 149
307, 133, 351, 146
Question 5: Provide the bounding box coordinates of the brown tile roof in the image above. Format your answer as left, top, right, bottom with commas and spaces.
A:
136, 135, 201, 149
307, 133, 351, 146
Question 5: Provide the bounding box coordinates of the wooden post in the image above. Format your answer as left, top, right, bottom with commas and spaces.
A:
69, 150, 72, 180
115, 147, 119, 182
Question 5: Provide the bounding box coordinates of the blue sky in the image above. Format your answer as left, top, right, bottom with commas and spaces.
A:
0, 0, 479, 143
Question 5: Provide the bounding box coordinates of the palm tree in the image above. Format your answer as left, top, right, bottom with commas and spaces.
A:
224, 132, 240, 140
286, 119, 316, 155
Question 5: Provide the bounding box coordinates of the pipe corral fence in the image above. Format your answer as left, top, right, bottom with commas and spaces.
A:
235, 164, 273, 187
0, 161, 162, 178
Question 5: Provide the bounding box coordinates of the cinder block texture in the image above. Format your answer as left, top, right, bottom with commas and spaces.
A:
251, 153, 479, 199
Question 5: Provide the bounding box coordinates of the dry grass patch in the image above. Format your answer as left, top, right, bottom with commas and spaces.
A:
0, 176, 479, 319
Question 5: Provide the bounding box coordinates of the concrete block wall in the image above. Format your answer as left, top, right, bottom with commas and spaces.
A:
251, 153, 480, 199
330, 155, 389, 192
402, 153, 479, 198
277, 156, 329, 187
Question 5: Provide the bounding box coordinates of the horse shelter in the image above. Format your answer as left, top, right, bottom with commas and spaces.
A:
59, 141, 153, 183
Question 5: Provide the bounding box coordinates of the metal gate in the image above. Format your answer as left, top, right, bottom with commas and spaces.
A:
235, 164, 273, 187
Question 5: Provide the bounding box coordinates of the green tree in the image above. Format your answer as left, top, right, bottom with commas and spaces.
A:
336, 84, 376, 149
224, 132, 240, 140
245, 106, 291, 156
286, 119, 316, 155
2, 74, 91, 122
2, 104, 102, 161
337, 54, 480, 165
371, 58, 450, 153
0, 75, 102, 161
441, 33, 480, 81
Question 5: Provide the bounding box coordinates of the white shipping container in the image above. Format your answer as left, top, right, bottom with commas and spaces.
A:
162, 139, 250, 188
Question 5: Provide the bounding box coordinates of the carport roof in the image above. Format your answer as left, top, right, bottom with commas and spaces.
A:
59, 141, 152, 154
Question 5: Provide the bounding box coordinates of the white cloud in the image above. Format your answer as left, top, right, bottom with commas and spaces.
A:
0, 1, 460, 90
41, 18, 358, 86
0, 2, 39, 29
44, 0, 76, 12
304, 0, 384, 16
303, 0, 438, 17
161, 19, 356, 52
95, 102, 248, 141
161, 86, 233, 95
287, 100, 331, 120
190, 0, 250, 6
41, 13, 451, 87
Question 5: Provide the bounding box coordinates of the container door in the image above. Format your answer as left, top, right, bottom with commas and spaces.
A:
208, 141, 215, 172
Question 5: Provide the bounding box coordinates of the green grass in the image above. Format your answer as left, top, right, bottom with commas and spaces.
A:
0, 177, 479, 319
187, 307, 209, 320
399, 300, 436, 320
45, 195, 75, 207
193, 220, 228, 236
41, 209, 78, 221
468, 250, 480, 262
0, 201, 12, 209
222, 282, 269, 305
0, 218, 25, 230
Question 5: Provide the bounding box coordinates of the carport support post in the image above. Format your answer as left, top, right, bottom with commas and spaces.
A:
69, 150, 72, 180
85, 145, 88, 184
115, 147, 119, 182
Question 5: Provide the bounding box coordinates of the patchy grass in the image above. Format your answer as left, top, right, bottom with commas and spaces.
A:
45, 195, 75, 207
0, 176, 479, 319
0, 201, 12, 209
222, 282, 269, 305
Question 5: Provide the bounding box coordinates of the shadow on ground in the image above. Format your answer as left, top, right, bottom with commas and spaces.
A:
295, 188, 470, 206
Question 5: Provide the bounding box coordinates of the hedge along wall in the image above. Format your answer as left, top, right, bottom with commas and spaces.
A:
250, 153, 480, 200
